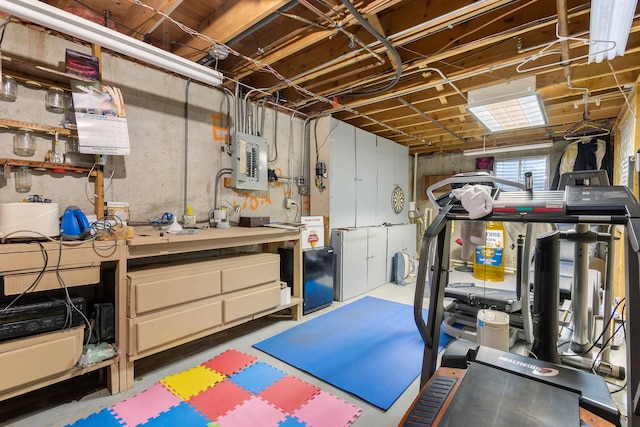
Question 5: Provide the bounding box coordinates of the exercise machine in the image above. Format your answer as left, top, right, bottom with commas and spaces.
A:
426, 173, 534, 346
404, 181, 640, 426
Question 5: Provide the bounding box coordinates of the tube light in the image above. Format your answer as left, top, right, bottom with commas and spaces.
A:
467, 76, 547, 133
589, 0, 638, 63
0, 0, 223, 86
463, 141, 553, 156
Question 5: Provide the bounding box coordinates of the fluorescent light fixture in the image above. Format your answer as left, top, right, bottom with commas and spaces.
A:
0, 0, 223, 86
467, 76, 548, 132
463, 141, 553, 156
589, 0, 638, 63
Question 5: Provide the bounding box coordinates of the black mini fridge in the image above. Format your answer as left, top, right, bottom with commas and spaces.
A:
279, 247, 334, 314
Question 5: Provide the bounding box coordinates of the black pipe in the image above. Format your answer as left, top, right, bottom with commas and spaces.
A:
516, 234, 523, 300
530, 229, 560, 364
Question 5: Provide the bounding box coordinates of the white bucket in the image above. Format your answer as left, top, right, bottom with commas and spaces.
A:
477, 309, 510, 351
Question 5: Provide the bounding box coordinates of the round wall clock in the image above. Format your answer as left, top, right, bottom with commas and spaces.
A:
392, 186, 405, 214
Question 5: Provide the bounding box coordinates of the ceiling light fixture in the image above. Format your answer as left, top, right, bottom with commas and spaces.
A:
463, 141, 553, 156
467, 76, 547, 133
0, 0, 223, 86
589, 0, 638, 63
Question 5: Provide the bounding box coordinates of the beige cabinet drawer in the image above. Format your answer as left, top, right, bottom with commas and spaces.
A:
4, 266, 100, 295
0, 327, 84, 393
221, 254, 279, 293
128, 298, 222, 355
223, 281, 281, 323
127, 261, 222, 317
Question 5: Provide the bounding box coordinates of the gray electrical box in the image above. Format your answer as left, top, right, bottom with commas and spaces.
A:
232, 132, 268, 191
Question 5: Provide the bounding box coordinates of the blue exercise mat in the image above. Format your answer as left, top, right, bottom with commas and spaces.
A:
253, 296, 452, 410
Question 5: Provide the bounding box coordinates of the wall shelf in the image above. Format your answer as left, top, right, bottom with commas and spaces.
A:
0, 51, 104, 217
1, 54, 93, 90
1, 157, 95, 176
0, 118, 74, 137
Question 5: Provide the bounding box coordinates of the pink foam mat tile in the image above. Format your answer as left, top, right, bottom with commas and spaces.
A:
188, 379, 253, 421
215, 395, 287, 427
110, 383, 181, 426
259, 375, 321, 414
202, 349, 257, 376
293, 391, 362, 427
161, 365, 226, 400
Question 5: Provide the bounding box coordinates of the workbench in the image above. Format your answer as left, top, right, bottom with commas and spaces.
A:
0, 225, 303, 400
0, 239, 125, 400
122, 226, 303, 389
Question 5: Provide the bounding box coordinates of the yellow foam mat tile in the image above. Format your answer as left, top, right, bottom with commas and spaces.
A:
161, 365, 225, 400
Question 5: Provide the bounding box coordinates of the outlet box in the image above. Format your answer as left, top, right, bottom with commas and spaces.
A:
286, 198, 294, 209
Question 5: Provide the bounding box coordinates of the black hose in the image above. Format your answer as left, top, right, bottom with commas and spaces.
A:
339, 0, 402, 96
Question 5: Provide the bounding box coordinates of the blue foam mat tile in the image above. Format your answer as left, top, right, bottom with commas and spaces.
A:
65, 408, 123, 427
143, 402, 210, 426
278, 415, 307, 426
229, 361, 287, 395
254, 296, 452, 411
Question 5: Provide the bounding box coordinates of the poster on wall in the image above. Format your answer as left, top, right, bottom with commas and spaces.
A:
71, 82, 130, 155
475, 156, 494, 172
66, 49, 131, 155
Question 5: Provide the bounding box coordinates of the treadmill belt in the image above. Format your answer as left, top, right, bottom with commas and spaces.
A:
437, 362, 580, 427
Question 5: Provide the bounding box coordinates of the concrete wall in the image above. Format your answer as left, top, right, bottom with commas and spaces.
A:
0, 23, 308, 226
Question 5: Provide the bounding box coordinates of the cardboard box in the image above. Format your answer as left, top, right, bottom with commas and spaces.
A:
106, 201, 130, 223
301, 216, 325, 249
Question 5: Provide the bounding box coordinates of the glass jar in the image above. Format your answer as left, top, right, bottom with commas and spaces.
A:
13, 128, 36, 157
45, 86, 66, 113
0, 75, 17, 102
14, 166, 32, 193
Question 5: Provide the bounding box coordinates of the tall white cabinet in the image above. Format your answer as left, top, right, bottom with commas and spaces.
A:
310, 116, 409, 230
310, 116, 412, 301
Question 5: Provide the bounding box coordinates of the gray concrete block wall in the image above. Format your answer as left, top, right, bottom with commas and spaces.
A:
0, 22, 308, 226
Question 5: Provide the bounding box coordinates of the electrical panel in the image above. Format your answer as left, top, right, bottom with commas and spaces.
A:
232, 132, 268, 191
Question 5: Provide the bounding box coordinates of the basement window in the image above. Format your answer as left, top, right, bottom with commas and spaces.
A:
495, 156, 549, 191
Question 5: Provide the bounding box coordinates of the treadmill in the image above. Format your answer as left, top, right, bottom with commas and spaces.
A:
403, 178, 640, 426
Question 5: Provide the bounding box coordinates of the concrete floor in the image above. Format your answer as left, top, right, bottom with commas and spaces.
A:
4, 281, 424, 427
3, 272, 630, 426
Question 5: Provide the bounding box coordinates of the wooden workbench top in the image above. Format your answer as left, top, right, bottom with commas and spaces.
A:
126, 226, 301, 258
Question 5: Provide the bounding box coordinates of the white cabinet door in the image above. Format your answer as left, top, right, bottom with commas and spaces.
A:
355, 127, 378, 227
366, 226, 388, 291
376, 136, 397, 225
394, 143, 410, 218
331, 228, 368, 301
329, 119, 356, 229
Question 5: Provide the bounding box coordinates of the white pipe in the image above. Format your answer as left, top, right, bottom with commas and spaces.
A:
0, 0, 222, 86
413, 153, 418, 203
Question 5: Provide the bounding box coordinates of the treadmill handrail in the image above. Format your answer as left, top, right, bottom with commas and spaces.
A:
427, 175, 526, 209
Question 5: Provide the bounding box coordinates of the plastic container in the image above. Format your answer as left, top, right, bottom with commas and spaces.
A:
473, 221, 505, 282
0, 75, 17, 101
14, 166, 32, 193
13, 128, 36, 157
45, 86, 66, 113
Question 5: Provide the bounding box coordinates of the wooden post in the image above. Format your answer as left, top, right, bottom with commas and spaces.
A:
92, 43, 105, 218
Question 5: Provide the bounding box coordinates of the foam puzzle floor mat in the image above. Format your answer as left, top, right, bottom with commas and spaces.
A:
68, 349, 362, 427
